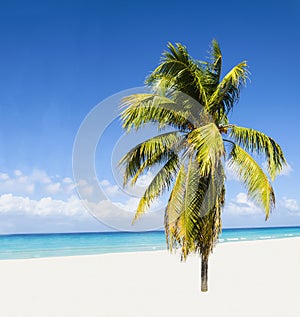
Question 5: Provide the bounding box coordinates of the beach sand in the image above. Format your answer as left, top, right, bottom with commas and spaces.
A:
0, 238, 299, 317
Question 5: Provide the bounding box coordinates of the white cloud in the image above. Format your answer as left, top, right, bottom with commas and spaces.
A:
62, 177, 73, 184
225, 162, 239, 181
14, 170, 22, 177
115, 196, 162, 214
0, 187, 166, 234
0, 169, 165, 230
0, 191, 163, 230
0, 194, 89, 217
135, 171, 154, 187
0, 173, 9, 180
77, 180, 94, 197
119, 170, 155, 197
225, 193, 262, 215
0, 169, 77, 198
0, 172, 34, 195
105, 185, 119, 196
64, 182, 76, 195
262, 161, 293, 177
280, 197, 300, 212
30, 169, 52, 184
25, 184, 35, 194
86, 197, 164, 231
99, 179, 110, 187
114, 197, 141, 212
99, 179, 119, 196
45, 182, 62, 194
279, 163, 293, 176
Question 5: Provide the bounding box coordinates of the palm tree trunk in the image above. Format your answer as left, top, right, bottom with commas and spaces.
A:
201, 256, 208, 292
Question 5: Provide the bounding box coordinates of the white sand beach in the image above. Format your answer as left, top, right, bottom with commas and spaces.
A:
0, 238, 300, 317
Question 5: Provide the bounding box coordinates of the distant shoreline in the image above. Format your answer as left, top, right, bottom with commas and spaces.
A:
1, 227, 300, 261
1, 224, 300, 236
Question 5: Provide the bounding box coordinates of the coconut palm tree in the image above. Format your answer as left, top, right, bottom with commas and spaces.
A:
119, 40, 286, 292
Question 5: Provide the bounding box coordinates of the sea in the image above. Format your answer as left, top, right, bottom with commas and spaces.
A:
0, 226, 300, 260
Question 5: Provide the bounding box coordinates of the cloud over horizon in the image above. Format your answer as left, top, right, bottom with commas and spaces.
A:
224, 193, 262, 216
0, 167, 299, 233
0, 169, 75, 198
0, 169, 165, 233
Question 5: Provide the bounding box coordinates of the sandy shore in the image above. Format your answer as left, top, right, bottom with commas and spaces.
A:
0, 238, 300, 317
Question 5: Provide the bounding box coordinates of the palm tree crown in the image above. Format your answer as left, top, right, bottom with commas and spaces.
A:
119, 40, 286, 291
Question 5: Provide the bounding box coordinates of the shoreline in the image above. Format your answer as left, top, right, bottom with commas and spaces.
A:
1, 238, 300, 316
1, 225, 300, 236
1, 235, 300, 262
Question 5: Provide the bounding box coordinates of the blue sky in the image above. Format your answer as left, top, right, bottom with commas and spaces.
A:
0, 0, 299, 233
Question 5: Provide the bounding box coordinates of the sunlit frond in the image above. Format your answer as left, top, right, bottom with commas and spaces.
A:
230, 125, 286, 180
209, 39, 222, 83
165, 159, 225, 260
227, 144, 275, 219
188, 123, 225, 175
120, 94, 195, 131
119, 131, 185, 185
165, 164, 187, 251
133, 154, 180, 222
146, 43, 208, 106
208, 61, 249, 115
165, 159, 202, 258
190, 162, 225, 258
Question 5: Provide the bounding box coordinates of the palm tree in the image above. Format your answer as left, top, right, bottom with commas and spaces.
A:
119, 40, 286, 292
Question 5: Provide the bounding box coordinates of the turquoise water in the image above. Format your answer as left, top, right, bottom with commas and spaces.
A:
1, 226, 300, 260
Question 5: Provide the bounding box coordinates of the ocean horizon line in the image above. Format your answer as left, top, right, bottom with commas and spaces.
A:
1, 226, 300, 261
1, 225, 300, 237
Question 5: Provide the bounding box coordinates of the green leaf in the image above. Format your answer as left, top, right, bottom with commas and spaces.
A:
208, 61, 249, 115
119, 131, 184, 186
120, 94, 194, 131
227, 144, 275, 219
188, 123, 225, 176
209, 39, 222, 83
230, 125, 287, 180
133, 154, 180, 222
146, 42, 208, 106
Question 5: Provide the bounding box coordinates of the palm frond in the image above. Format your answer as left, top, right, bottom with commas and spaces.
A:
165, 160, 225, 260
119, 131, 185, 185
146, 43, 208, 106
230, 125, 286, 180
208, 61, 249, 115
120, 94, 195, 131
195, 201, 223, 258
209, 39, 222, 83
227, 144, 275, 219
188, 123, 225, 176
133, 154, 180, 222
164, 164, 187, 251
189, 162, 225, 258
193, 160, 225, 218
165, 159, 201, 258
